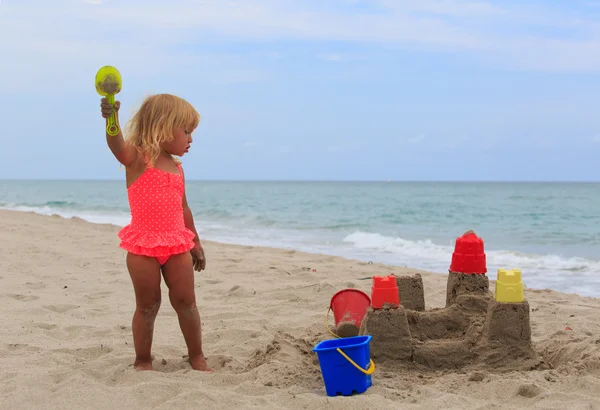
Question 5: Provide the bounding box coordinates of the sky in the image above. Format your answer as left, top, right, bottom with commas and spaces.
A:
1, 0, 600, 181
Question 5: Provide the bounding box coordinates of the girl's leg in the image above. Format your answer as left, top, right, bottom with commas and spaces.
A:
126, 252, 162, 370
162, 251, 212, 371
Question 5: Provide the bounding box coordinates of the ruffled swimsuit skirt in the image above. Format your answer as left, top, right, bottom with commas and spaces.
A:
118, 165, 195, 263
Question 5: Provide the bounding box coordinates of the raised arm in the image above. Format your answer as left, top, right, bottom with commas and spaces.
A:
101, 98, 138, 167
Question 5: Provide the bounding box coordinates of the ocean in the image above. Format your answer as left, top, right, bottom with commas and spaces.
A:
1, 180, 599, 297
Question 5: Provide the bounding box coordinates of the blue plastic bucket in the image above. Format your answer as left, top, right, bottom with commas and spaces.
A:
312, 335, 374, 397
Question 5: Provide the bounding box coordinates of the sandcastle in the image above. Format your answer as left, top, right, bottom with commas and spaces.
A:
356, 230, 543, 372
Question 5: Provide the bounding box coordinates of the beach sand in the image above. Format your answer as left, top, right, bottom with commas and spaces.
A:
1, 209, 600, 409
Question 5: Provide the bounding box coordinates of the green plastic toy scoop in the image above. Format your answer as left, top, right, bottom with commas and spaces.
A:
95, 66, 122, 136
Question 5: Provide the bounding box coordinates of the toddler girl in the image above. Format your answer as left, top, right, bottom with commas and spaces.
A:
100, 93, 211, 372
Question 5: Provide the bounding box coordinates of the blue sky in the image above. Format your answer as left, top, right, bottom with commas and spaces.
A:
1, 0, 600, 181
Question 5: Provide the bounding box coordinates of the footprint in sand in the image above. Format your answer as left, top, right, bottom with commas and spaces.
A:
517, 383, 544, 398
44, 304, 80, 313
85, 291, 113, 300
48, 370, 75, 386
45, 325, 96, 341
1, 344, 43, 357
154, 358, 190, 373
56, 345, 113, 360
156, 354, 238, 373
204, 279, 223, 285
6, 293, 39, 302
206, 354, 238, 371
25, 282, 46, 290
31, 322, 58, 331
226, 285, 256, 297
6, 343, 29, 350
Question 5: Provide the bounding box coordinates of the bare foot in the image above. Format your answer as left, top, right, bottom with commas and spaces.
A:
189, 354, 213, 372
134, 360, 154, 371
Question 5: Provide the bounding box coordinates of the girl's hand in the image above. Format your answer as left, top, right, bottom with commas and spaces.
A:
190, 242, 206, 272
100, 98, 120, 119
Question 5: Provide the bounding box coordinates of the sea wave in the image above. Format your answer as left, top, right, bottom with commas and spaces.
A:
0, 203, 131, 226
342, 231, 600, 276
2, 203, 599, 296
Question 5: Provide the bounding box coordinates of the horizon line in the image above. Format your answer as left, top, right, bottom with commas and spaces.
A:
1, 178, 599, 183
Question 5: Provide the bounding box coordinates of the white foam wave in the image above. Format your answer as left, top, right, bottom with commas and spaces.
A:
343, 231, 600, 277
343, 231, 449, 259
3, 204, 600, 296
0, 204, 131, 227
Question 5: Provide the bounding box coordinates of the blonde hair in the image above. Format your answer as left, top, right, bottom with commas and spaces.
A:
124, 93, 200, 166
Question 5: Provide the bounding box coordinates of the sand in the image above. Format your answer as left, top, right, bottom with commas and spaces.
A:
1, 209, 600, 409
96, 75, 121, 95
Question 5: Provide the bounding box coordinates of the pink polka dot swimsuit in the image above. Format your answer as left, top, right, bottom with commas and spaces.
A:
118, 163, 196, 265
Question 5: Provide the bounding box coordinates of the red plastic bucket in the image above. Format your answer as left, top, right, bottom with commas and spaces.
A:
449, 230, 487, 274
330, 289, 371, 338
371, 275, 399, 309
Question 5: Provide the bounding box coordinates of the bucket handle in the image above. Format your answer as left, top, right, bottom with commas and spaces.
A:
336, 348, 376, 375
326, 307, 375, 375
325, 306, 340, 339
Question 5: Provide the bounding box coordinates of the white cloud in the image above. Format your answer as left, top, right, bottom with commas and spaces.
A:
2, 0, 600, 98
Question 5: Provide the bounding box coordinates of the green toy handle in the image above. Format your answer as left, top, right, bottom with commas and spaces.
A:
106, 94, 120, 136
